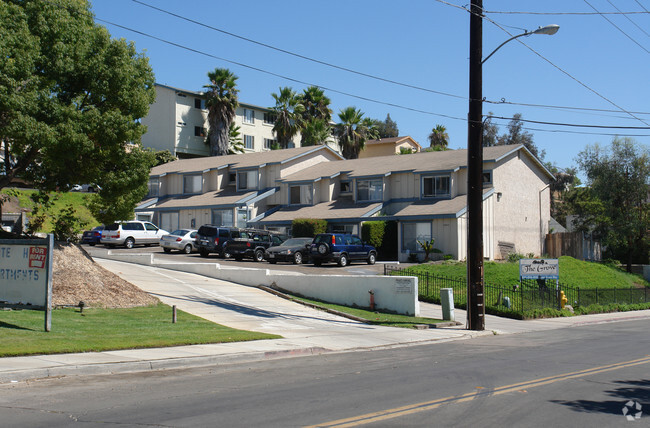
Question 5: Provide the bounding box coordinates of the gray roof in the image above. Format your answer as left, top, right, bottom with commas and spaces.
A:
258, 200, 382, 223
153, 189, 258, 210
151, 145, 343, 176
280, 144, 544, 183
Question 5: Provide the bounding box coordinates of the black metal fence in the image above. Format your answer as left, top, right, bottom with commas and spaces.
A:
384, 265, 650, 316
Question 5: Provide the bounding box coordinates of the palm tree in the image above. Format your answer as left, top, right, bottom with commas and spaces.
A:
204, 68, 239, 156
428, 124, 449, 149
299, 86, 332, 146
301, 118, 331, 146
334, 107, 378, 159
228, 123, 245, 154
270, 87, 304, 149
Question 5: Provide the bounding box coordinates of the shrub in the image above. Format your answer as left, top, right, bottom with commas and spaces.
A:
291, 218, 327, 237
361, 221, 386, 249
52, 204, 88, 243
507, 252, 525, 263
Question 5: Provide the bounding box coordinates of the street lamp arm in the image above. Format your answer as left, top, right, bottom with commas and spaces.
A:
481, 25, 560, 65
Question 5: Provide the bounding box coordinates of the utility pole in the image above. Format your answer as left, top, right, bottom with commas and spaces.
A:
467, 0, 485, 330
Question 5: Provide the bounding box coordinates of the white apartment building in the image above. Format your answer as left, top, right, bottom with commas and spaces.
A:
141, 84, 288, 158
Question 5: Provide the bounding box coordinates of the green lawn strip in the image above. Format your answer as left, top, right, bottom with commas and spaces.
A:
0, 303, 279, 357
401, 256, 649, 290
285, 295, 444, 329
1, 189, 100, 232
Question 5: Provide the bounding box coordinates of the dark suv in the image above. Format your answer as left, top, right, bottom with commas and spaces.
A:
195, 225, 241, 258
309, 233, 377, 267
226, 229, 285, 262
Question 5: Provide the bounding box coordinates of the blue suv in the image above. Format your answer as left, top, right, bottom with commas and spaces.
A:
309, 233, 377, 267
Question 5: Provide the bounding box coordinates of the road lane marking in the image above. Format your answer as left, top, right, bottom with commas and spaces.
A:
306, 356, 650, 427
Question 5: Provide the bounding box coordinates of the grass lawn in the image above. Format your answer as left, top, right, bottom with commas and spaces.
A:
1, 189, 100, 232
0, 304, 279, 357
288, 295, 444, 329
401, 256, 649, 289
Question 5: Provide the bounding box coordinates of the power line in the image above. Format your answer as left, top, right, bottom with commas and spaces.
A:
606, 0, 650, 39
583, 0, 650, 54
132, 0, 650, 119
484, 10, 650, 16
487, 115, 650, 129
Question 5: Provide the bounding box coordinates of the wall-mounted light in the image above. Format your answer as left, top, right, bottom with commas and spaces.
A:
497, 192, 503, 202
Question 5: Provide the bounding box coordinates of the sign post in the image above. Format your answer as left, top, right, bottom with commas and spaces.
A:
0, 235, 55, 332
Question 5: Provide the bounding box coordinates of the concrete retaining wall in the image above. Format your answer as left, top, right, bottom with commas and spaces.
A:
102, 251, 419, 316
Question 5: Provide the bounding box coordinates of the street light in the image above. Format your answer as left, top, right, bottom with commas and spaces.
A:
466, 0, 559, 331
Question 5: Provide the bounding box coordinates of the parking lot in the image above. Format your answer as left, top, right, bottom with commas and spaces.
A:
82, 244, 395, 277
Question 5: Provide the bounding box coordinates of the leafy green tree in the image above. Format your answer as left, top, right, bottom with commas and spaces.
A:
373, 114, 399, 139
428, 124, 449, 149
154, 150, 177, 166
569, 138, 650, 270
0, 0, 156, 224
300, 118, 331, 146
482, 113, 499, 147
271, 87, 304, 149
204, 68, 239, 156
334, 107, 378, 159
498, 114, 544, 161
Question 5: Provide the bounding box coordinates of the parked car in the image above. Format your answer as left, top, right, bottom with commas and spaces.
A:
71, 183, 101, 192
264, 237, 313, 264
80, 225, 104, 246
226, 229, 286, 262
100, 221, 168, 249
160, 229, 198, 254
195, 225, 242, 258
309, 233, 377, 267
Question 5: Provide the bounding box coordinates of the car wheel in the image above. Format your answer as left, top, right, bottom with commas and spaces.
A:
163, 248, 172, 253
124, 238, 135, 249
254, 249, 264, 262
183, 244, 192, 254
293, 251, 303, 264
199, 249, 209, 258
338, 254, 348, 267
367, 252, 376, 265
317, 243, 329, 255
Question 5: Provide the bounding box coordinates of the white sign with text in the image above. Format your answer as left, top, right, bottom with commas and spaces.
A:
519, 258, 559, 280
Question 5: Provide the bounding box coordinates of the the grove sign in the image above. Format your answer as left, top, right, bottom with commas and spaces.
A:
519, 258, 559, 280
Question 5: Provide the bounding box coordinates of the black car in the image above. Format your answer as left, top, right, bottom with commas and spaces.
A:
80, 225, 104, 246
264, 237, 313, 264
226, 229, 286, 262
195, 225, 242, 258
310, 233, 377, 267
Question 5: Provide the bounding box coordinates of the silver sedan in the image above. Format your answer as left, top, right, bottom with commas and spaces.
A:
160, 229, 198, 254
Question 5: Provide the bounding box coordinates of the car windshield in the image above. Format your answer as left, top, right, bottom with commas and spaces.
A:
171, 229, 190, 236
281, 238, 312, 247
105, 223, 119, 231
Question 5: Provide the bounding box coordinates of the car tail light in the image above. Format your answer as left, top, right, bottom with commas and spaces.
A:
247, 242, 251, 247
214, 237, 219, 245
332, 235, 336, 245
176, 237, 182, 242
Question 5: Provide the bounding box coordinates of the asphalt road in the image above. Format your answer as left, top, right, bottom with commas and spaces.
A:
1, 319, 648, 427
82, 243, 397, 277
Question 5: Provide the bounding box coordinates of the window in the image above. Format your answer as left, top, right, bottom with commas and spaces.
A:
263, 112, 276, 124
290, 184, 312, 205
183, 174, 202, 194
194, 98, 203, 109
243, 108, 255, 124
340, 181, 351, 194
228, 172, 236, 186
329, 224, 354, 234
147, 177, 159, 197
482, 171, 492, 186
211, 209, 234, 227
356, 178, 383, 201
422, 175, 450, 198
237, 170, 258, 190
402, 222, 432, 252
264, 138, 276, 149
244, 135, 254, 149
194, 126, 206, 137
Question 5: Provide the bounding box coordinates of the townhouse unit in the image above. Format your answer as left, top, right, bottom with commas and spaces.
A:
138, 144, 553, 261
141, 83, 289, 158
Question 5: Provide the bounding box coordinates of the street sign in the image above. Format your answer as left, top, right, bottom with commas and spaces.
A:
519, 258, 559, 280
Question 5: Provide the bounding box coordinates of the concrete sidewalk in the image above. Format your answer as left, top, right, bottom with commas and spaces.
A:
2, 259, 649, 384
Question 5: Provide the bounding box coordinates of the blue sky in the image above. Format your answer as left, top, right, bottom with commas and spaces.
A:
90, 0, 649, 173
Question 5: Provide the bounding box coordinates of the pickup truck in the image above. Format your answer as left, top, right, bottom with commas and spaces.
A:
225, 229, 285, 262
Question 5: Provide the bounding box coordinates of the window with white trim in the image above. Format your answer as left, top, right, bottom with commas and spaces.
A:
289, 184, 313, 205
243, 108, 255, 124
263, 112, 276, 124
422, 175, 450, 198
356, 178, 383, 201
244, 135, 254, 149
402, 222, 432, 252
211, 209, 234, 227
483, 171, 492, 186
147, 177, 159, 197
264, 138, 276, 149
183, 174, 202, 194
237, 170, 258, 191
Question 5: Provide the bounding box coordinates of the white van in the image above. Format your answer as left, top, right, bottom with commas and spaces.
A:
100, 221, 168, 249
